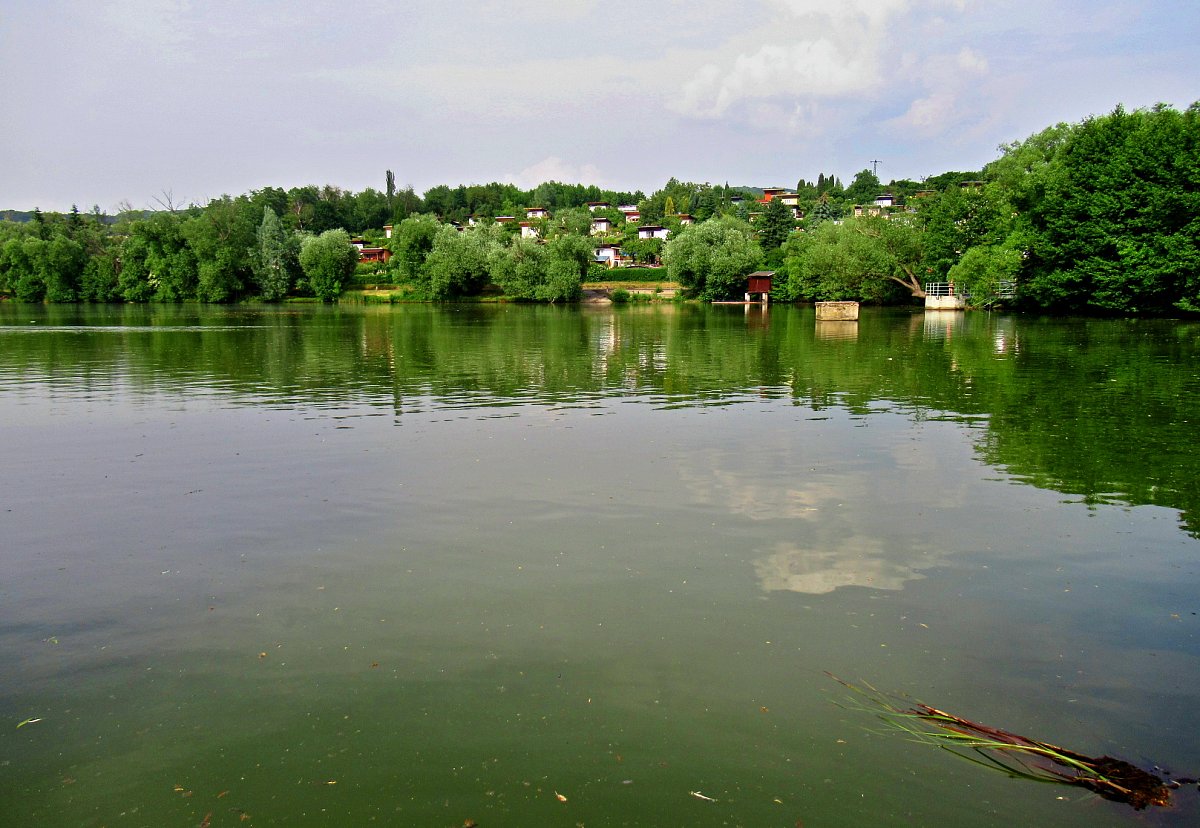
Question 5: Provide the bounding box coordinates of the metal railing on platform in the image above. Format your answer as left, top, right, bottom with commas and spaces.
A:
926, 281, 1017, 302
925, 282, 959, 297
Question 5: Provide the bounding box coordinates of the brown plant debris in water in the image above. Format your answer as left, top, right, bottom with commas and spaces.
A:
828, 674, 1194, 811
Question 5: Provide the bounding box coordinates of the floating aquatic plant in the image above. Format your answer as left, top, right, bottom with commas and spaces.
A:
828, 674, 1194, 811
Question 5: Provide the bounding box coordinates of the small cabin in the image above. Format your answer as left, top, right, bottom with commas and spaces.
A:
745, 270, 773, 303
526, 206, 549, 219
520, 221, 540, 239
591, 216, 614, 235
586, 201, 611, 212
359, 247, 392, 264
638, 225, 668, 240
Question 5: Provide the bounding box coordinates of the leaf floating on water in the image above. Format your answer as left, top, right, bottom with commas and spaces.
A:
554, 791, 568, 802
16, 717, 43, 728
690, 790, 717, 802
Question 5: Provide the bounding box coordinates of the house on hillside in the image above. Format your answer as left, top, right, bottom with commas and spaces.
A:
359, 247, 391, 264
587, 201, 611, 212
759, 187, 787, 202
638, 225, 669, 240
591, 216, 614, 235
520, 221, 540, 239
676, 213, 694, 225
595, 243, 627, 268
874, 193, 895, 208
383, 224, 393, 238
618, 204, 640, 223
526, 206, 549, 219
495, 215, 516, 224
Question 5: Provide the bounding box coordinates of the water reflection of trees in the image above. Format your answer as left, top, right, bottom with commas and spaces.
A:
2, 304, 1197, 535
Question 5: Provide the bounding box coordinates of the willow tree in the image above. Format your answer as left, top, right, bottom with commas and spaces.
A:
299, 228, 358, 301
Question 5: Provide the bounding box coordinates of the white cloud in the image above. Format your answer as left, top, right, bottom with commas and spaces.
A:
671, 0, 921, 119
956, 46, 988, 74
887, 45, 990, 136
102, 0, 193, 52
504, 157, 607, 189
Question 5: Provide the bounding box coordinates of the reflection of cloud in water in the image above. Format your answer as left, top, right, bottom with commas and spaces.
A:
755, 538, 938, 594
677, 467, 842, 521
672, 420, 971, 594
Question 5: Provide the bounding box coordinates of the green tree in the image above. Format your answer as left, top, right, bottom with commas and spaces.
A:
541, 233, 590, 302
117, 233, 155, 302
181, 196, 257, 302
299, 228, 358, 301
391, 214, 443, 283
758, 197, 794, 250
805, 196, 840, 229
662, 216, 762, 300
780, 216, 924, 302
947, 243, 1021, 302
42, 236, 86, 302
843, 169, 881, 205
490, 237, 547, 300
1016, 103, 1200, 313
424, 224, 502, 298
130, 212, 197, 301
252, 207, 297, 300
922, 185, 1006, 277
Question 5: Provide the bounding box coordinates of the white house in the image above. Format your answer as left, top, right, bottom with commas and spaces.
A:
676, 213, 694, 225
586, 201, 611, 212
526, 206, 549, 219
520, 221, 540, 239
383, 224, 393, 239
874, 193, 895, 208
638, 225, 668, 240
591, 216, 614, 235
595, 243, 625, 268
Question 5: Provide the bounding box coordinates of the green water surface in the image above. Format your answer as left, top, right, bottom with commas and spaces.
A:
1, 303, 1198, 827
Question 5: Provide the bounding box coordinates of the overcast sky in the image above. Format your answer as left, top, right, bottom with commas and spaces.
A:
2, 0, 1197, 213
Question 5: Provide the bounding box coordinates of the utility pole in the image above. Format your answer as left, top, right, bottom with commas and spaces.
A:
870, 159, 880, 177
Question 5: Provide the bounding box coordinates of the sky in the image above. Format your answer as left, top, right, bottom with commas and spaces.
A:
2, 0, 1197, 213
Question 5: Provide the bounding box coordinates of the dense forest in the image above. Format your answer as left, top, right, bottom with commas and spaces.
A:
1, 102, 1196, 313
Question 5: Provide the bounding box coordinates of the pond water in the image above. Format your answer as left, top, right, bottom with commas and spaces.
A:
1, 302, 1198, 827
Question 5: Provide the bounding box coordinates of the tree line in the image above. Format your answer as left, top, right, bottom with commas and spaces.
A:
1, 102, 1196, 313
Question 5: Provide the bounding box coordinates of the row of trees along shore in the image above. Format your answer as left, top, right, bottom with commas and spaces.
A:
2, 103, 1197, 313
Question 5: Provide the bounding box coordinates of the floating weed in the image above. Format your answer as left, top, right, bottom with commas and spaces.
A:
828, 673, 1194, 811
